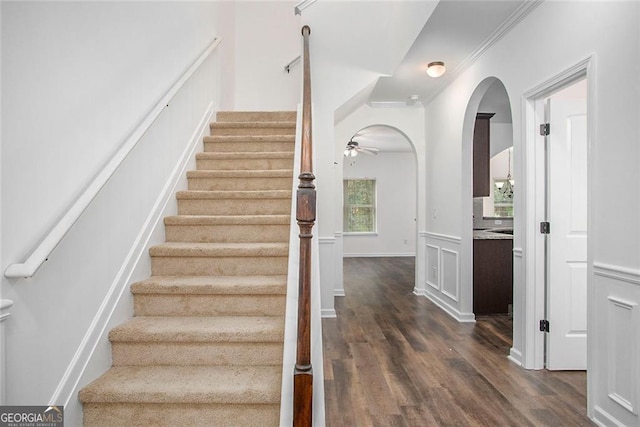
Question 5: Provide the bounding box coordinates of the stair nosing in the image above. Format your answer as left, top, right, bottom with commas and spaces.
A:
149, 242, 289, 257
78, 365, 282, 404
176, 190, 292, 200
131, 275, 287, 295
203, 135, 295, 142
195, 151, 294, 159
164, 215, 290, 225
186, 170, 293, 178
109, 316, 285, 343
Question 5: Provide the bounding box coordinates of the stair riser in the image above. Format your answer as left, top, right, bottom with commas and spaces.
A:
204, 141, 294, 152
187, 177, 292, 191
151, 256, 288, 276
83, 403, 279, 427
217, 111, 296, 122
134, 294, 285, 317
177, 199, 290, 216
196, 157, 293, 171
165, 224, 289, 243
112, 342, 283, 366
211, 126, 295, 136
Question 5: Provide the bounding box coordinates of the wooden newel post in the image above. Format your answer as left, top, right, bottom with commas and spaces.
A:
294, 24, 314, 427
294, 175, 315, 426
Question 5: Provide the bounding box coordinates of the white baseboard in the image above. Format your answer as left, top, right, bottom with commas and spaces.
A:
321, 309, 337, 318
423, 290, 476, 323
508, 348, 523, 366
334, 289, 345, 297
592, 405, 627, 427
49, 102, 214, 410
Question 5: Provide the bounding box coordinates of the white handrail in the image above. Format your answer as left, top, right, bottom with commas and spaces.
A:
4, 37, 222, 279
294, 0, 317, 15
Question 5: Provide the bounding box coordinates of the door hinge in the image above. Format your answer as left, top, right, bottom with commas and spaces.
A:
540, 123, 550, 136
539, 319, 550, 332
540, 221, 551, 234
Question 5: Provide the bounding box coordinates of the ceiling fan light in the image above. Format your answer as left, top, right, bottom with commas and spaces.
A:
343, 148, 358, 158
426, 61, 446, 78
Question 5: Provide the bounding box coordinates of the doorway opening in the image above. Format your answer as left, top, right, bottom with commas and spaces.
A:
471, 81, 514, 324
540, 78, 588, 370
341, 125, 418, 293
522, 57, 593, 375
461, 77, 515, 350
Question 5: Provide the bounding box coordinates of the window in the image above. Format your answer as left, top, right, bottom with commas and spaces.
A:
343, 179, 376, 233
492, 178, 514, 217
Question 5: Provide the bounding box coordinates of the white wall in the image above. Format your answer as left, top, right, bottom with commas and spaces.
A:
231, 1, 301, 111
1, 2, 223, 422
343, 152, 417, 257
301, 2, 437, 315
423, 2, 640, 425
489, 123, 513, 157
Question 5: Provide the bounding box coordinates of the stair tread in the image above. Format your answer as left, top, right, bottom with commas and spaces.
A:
149, 242, 288, 257
164, 215, 290, 225
216, 111, 296, 123
131, 275, 287, 295
211, 121, 295, 129
79, 365, 281, 404
203, 135, 294, 142
176, 190, 291, 199
110, 316, 284, 343
187, 170, 293, 178
196, 151, 294, 159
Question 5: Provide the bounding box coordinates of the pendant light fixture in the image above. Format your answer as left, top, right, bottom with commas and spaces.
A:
501, 148, 514, 200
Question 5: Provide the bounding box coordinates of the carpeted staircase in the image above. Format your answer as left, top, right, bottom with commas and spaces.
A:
79, 111, 296, 426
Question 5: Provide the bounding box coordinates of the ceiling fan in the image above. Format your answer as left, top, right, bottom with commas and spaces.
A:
343, 138, 379, 157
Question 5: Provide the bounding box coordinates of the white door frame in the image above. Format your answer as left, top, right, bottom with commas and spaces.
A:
521, 55, 595, 383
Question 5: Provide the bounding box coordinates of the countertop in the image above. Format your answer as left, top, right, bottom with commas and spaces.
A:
473, 229, 513, 240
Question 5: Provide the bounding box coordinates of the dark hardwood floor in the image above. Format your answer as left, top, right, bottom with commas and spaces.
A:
323, 257, 594, 426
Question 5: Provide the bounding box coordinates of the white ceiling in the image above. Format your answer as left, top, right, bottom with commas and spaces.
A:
345, 0, 538, 153
368, 0, 528, 105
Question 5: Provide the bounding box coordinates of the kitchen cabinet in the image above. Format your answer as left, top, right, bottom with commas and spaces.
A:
473, 237, 513, 315
473, 113, 494, 197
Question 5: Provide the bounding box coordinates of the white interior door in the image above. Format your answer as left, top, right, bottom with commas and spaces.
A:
546, 80, 588, 370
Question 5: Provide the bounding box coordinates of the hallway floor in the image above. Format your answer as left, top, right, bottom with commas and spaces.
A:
322, 257, 594, 426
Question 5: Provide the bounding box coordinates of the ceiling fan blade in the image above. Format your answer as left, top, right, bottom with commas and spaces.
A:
358, 147, 378, 155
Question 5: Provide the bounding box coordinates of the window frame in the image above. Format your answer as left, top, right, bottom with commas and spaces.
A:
343, 178, 378, 235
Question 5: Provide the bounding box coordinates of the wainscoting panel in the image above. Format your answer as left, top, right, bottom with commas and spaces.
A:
606, 296, 638, 415
426, 244, 440, 291
421, 233, 473, 322
510, 247, 524, 366
441, 249, 459, 302
592, 262, 640, 427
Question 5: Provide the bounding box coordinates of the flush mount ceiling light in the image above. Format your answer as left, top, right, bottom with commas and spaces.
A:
426, 61, 446, 78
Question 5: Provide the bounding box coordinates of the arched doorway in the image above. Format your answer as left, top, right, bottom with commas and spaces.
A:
340, 124, 418, 294
461, 77, 516, 352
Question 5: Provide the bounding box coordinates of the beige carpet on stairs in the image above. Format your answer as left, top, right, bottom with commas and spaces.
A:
79, 111, 296, 426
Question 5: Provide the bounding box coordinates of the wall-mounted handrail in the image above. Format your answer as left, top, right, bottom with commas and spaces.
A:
4, 37, 222, 279
293, 25, 314, 427
284, 55, 301, 73
294, 0, 317, 15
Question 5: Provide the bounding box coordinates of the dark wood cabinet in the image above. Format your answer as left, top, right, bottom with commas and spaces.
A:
473, 238, 513, 315
473, 113, 494, 197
